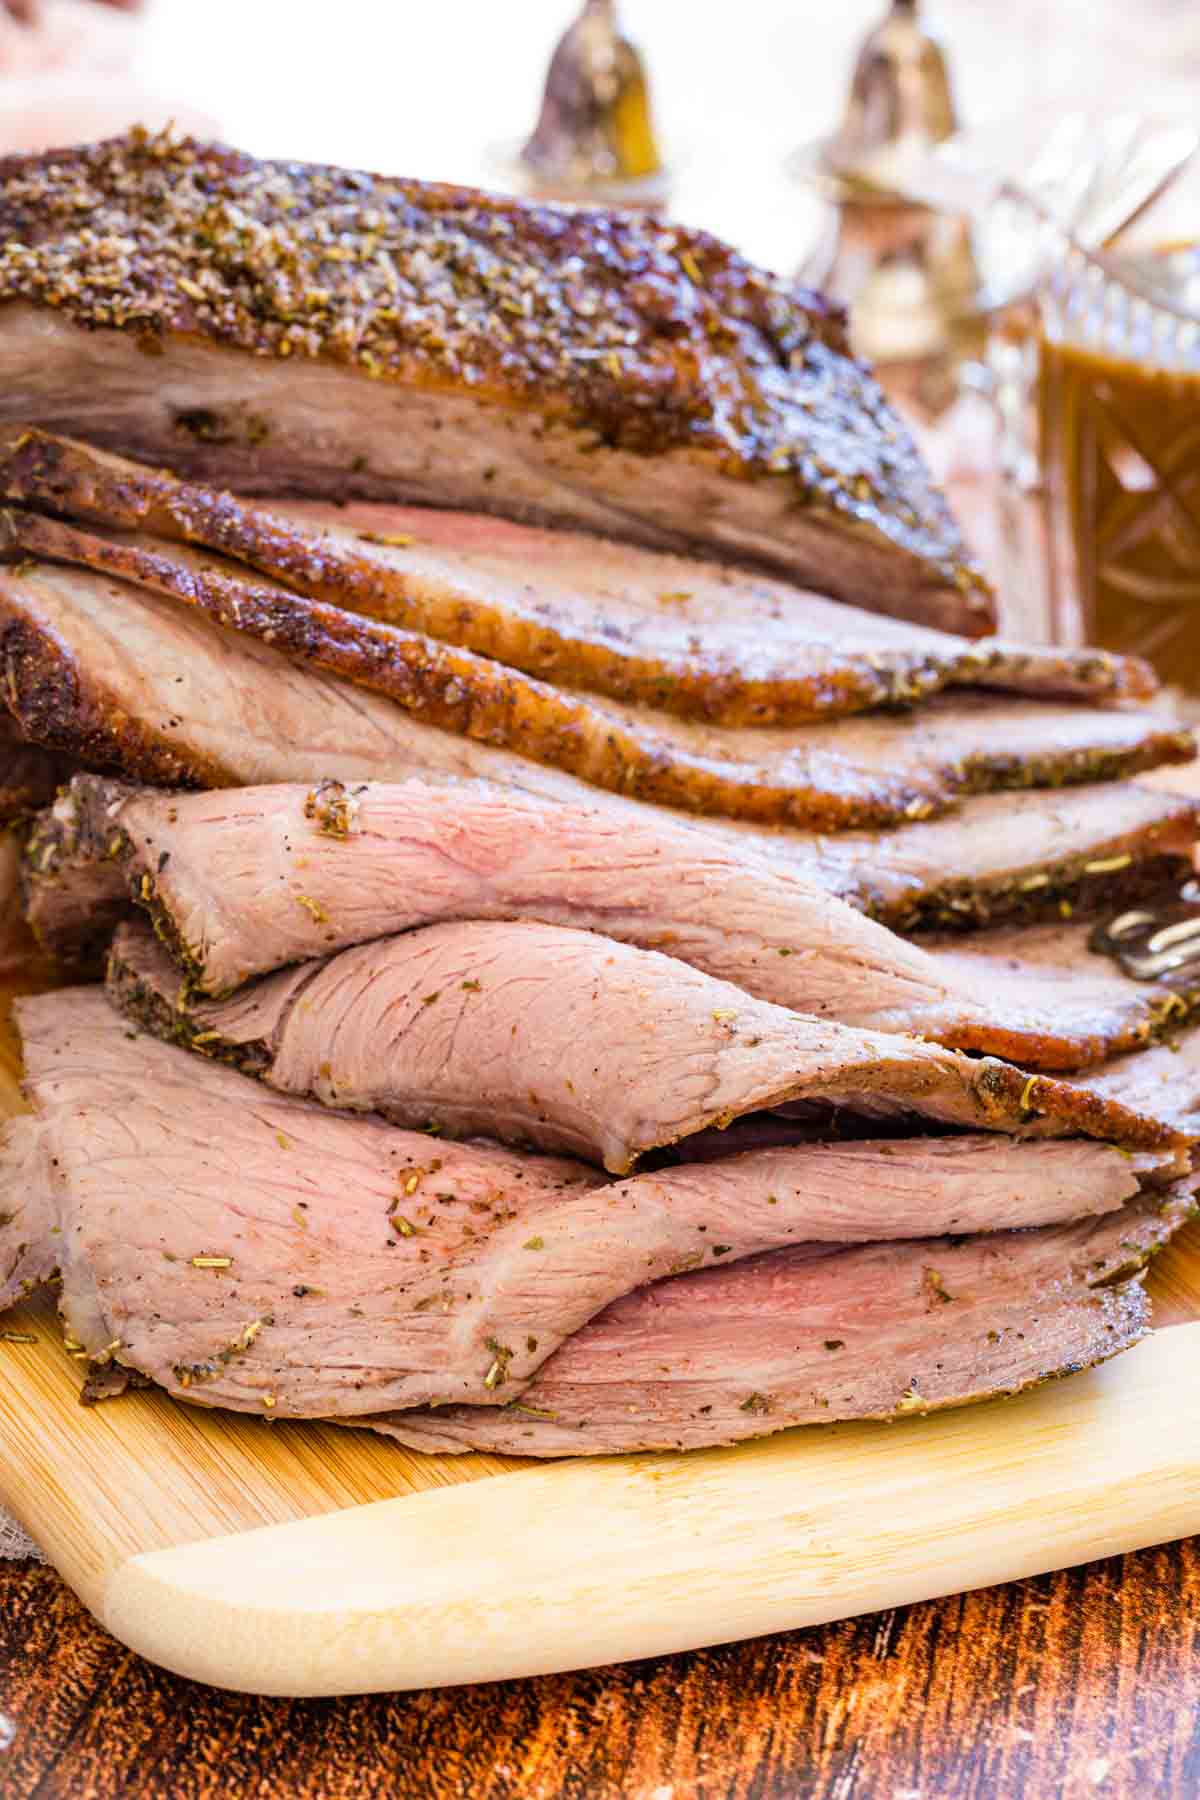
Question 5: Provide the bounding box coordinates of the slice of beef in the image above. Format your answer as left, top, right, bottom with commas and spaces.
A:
2, 532, 1188, 831
828, 785, 1198, 935
1087, 1024, 1200, 1136
21, 781, 133, 970
929, 919, 1199, 1052
7, 985, 599, 1413
0, 428, 1154, 723
0, 130, 995, 635
4, 987, 1180, 1422
0, 710, 74, 820
0, 717, 66, 973
0, 1098, 57, 1305
107, 916, 1189, 1169
370, 1188, 1192, 1455
2, 560, 1192, 930
0, 739, 63, 822
35, 774, 1200, 1072
0, 560, 459, 790
0, 716, 61, 972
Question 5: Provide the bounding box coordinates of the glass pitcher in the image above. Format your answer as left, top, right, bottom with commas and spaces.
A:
1036, 237, 1200, 701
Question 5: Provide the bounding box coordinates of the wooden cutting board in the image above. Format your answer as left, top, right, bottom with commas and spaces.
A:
3, 969, 1200, 1698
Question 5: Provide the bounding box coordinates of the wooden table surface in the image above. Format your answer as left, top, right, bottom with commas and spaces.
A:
1, 1541, 1198, 1798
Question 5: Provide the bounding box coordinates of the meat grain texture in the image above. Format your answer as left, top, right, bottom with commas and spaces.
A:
107, 917, 1189, 1171
1, 989, 1187, 1449
50, 776, 1200, 1068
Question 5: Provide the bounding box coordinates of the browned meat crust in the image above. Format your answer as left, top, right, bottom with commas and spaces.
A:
0, 571, 227, 788
0, 523, 1191, 831
0, 428, 1154, 723
0, 128, 993, 633
886, 848, 1194, 936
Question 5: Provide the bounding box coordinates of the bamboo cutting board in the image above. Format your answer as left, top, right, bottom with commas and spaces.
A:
3, 970, 1200, 1697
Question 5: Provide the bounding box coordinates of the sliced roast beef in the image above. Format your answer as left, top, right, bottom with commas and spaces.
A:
107, 917, 1188, 1169
1, 533, 1187, 831
0, 1084, 57, 1304
0, 560, 469, 790
7, 985, 600, 1412
1087, 1023, 1200, 1136
0, 131, 994, 635
0, 730, 65, 824
371, 1189, 1192, 1455
827, 785, 1198, 934
4, 987, 1182, 1427
0, 428, 1154, 723
32, 774, 1199, 1072
0, 717, 66, 973
22, 783, 133, 971
930, 919, 1199, 1053
2, 561, 1192, 930
24, 767, 1200, 963
0, 718, 58, 970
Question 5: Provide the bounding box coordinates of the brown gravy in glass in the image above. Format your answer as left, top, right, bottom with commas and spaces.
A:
1038, 248, 1200, 691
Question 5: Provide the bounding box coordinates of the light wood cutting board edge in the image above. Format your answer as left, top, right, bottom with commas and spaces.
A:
6, 1306, 1200, 1698
4, 972, 1200, 1696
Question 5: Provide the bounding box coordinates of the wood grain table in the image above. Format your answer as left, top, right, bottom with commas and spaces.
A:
1, 1541, 1198, 1798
